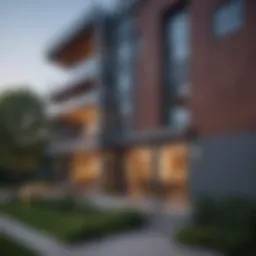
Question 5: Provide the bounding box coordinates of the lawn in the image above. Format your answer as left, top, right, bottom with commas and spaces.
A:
0, 198, 145, 244
0, 235, 36, 256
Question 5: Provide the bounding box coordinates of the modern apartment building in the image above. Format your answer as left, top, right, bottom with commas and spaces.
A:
48, 0, 256, 203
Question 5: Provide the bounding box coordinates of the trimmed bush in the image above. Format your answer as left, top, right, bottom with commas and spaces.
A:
177, 226, 251, 254
0, 235, 36, 256
2, 199, 146, 244
31, 197, 98, 214
68, 210, 145, 244
176, 198, 256, 256
193, 197, 256, 231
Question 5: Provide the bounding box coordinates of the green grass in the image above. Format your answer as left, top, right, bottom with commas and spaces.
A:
1, 201, 96, 242
0, 199, 145, 244
0, 235, 36, 256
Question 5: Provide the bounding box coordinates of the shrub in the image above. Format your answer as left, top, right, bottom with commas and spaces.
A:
0, 235, 36, 256
30, 197, 98, 214
68, 218, 109, 243
176, 197, 256, 256
68, 210, 145, 244
32, 197, 76, 211
176, 225, 212, 247
177, 226, 251, 254
101, 210, 145, 232
3, 198, 146, 244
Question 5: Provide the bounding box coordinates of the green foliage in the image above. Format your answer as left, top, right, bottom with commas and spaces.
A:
0, 88, 48, 173
0, 235, 36, 256
1, 199, 145, 244
1, 201, 88, 242
194, 197, 256, 230
31, 197, 98, 214
176, 226, 251, 255
176, 197, 256, 256
68, 209, 145, 244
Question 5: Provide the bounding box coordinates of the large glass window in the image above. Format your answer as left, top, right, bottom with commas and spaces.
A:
115, 16, 135, 133
164, 6, 190, 128
213, 0, 244, 37
167, 11, 190, 94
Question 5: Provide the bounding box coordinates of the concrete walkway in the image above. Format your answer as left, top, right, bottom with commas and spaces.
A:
0, 214, 221, 256
72, 231, 220, 256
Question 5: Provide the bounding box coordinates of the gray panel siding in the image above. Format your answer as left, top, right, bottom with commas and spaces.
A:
189, 133, 256, 201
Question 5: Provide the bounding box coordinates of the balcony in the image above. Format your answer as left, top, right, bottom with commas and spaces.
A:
51, 88, 100, 116
67, 56, 99, 85
48, 124, 100, 154
49, 136, 99, 154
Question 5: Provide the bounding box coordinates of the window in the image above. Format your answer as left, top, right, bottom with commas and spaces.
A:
117, 19, 132, 41
166, 11, 190, 91
117, 71, 131, 94
213, 0, 244, 37
115, 16, 135, 133
164, 5, 190, 128
118, 44, 132, 61
170, 106, 190, 128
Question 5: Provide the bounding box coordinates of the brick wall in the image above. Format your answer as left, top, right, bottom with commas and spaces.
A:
135, 0, 256, 136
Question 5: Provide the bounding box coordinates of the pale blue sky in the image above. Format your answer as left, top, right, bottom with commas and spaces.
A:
0, 0, 116, 96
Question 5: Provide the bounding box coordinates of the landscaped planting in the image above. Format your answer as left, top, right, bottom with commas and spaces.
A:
176, 197, 256, 256
0, 235, 36, 256
1, 198, 145, 244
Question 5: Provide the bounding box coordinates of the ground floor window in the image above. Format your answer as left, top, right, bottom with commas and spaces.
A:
123, 143, 188, 203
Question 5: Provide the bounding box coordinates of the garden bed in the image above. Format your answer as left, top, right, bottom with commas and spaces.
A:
1, 198, 145, 244
0, 235, 36, 256
176, 198, 256, 256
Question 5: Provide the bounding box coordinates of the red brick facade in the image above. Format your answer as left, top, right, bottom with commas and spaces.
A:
135, 0, 256, 136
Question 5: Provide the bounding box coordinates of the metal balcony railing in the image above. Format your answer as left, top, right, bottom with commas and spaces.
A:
49, 134, 99, 154
49, 124, 101, 154
51, 89, 99, 115
49, 137, 98, 154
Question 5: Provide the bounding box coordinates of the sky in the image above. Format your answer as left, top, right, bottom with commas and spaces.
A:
0, 0, 117, 97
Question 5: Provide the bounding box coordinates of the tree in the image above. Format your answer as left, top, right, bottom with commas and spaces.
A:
0, 88, 49, 177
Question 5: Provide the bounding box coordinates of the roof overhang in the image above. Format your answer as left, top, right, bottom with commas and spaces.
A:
47, 7, 99, 65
